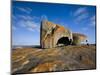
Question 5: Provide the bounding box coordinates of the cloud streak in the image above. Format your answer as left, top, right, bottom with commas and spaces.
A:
18, 20, 40, 32
72, 7, 95, 27
13, 14, 40, 32
75, 13, 89, 23
88, 15, 96, 27
16, 7, 32, 14
74, 7, 87, 17
72, 7, 89, 24
70, 7, 96, 32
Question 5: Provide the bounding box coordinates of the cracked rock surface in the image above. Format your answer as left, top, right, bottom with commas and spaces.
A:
12, 45, 96, 74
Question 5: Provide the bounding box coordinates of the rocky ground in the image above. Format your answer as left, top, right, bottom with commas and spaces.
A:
12, 45, 96, 74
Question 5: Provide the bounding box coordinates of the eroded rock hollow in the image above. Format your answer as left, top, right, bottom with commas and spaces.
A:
40, 20, 87, 48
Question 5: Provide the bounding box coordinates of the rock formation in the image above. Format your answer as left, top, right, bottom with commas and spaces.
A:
40, 20, 87, 48
72, 33, 87, 45
12, 45, 96, 74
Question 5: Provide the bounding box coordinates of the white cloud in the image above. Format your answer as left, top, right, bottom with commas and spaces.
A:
12, 14, 48, 33
16, 7, 32, 14
71, 7, 96, 32
12, 14, 40, 32
71, 7, 90, 24
18, 15, 40, 21
18, 15, 33, 21
27, 28, 35, 32
74, 7, 87, 17
17, 18, 40, 32
89, 16, 96, 27
75, 13, 89, 23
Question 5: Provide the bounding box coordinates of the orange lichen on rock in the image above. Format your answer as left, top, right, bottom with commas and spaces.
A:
40, 20, 73, 48
40, 20, 87, 48
56, 26, 65, 32
30, 61, 64, 72
12, 45, 96, 74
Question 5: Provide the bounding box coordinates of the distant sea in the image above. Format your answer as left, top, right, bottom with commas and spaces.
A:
12, 45, 40, 49
12, 44, 96, 50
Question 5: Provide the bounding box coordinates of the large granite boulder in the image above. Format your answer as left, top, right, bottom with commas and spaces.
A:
72, 33, 87, 45
40, 20, 87, 48
40, 20, 73, 48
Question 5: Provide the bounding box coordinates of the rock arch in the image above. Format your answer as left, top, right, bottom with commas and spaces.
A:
40, 20, 73, 48
56, 37, 71, 46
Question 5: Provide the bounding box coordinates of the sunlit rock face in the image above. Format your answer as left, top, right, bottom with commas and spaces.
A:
12, 45, 96, 74
72, 33, 87, 45
40, 20, 73, 48
40, 20, 87, 48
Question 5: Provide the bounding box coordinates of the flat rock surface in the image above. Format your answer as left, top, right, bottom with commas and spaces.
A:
12, 45, 96, 74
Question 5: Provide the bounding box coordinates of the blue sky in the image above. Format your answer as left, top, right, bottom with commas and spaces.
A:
12, 1, 96, 45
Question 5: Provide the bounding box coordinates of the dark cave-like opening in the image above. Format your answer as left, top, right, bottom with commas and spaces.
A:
57, 37, 71, 46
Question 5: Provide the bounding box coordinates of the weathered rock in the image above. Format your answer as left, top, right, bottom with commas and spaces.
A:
72, 33, 87, 45
40, 20, 87, 48
40, 20, 73, 48
12, 45, 96, 74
